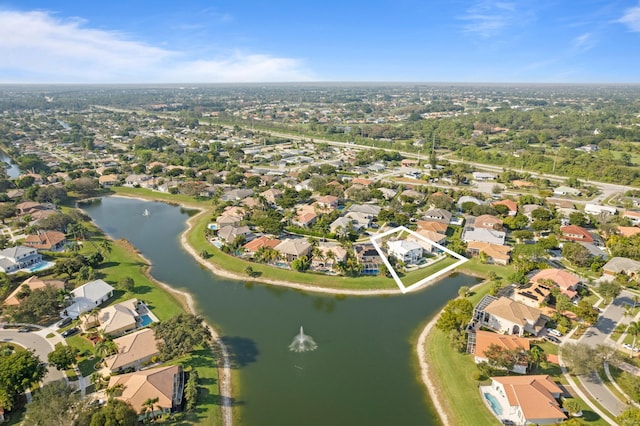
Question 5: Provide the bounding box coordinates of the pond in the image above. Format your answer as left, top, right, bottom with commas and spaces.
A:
82, 196, 478, 426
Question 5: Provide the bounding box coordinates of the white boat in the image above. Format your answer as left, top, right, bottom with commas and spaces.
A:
142, 209, 150, 216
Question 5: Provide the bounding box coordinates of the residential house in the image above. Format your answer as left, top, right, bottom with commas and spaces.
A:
514, 281, 552, 308
416, 220, 448, 234
347, 204, 381, 217
330, 216, 355, 234
602, 257, 640, 279
344, 211, 373, 229
23, 230, 67, 251
472, 172, 496, 181
351, 177, 373, 187
422, 208, 452, 224
462, 228, 506, 245
216, 215, 242, 227
457, 195, 484, 210
103, 328, 160, 374
293, 211, 317, 228
260, 188, 283, 205
560, 225, 594, 243
553, 186, 581, 196
585, 203, 617, 216
16, 201, 47, 215
623, 210, 640, 226
481, 296, 547, 336
62, 279, 114, 319
312, 242, 347, 270
387, 240, 423, 265
618, 226, 640, 238
492, 199, 518, 216
124, 174, 151, 187
316, 195, 339, 210
530, 268, 580, 300
242, 236, 281, 256
98, 174, 120, 188
484, 375, 565, 425
399, 189, 423, 201
407, 229, 447, 254
473, 330, 531, 374
401, 159, 419, 167
108, 365, 184, 419
217, 225, 253, 244
466, 241, 511, 265
378, 187, 397, 200
0, 246, 43, 274
2, 276, 65, 307
274, 238, 312, 262
354, 243, 381, 275
83, 298, 140, 337
472, 214, 503, 230
221, 188, 254, 202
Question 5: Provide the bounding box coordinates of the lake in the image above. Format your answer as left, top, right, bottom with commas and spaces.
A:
0, 151, 20, 179
82, 196, 478, 426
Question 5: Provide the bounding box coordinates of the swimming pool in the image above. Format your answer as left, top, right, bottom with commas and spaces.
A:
139, 314, 153, 327
28, 261, 55, 273
484, 393, 503, 416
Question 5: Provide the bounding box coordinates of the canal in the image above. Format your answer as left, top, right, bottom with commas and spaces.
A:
82, 196, 478, 426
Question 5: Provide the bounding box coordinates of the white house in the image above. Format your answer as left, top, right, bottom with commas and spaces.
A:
0, 246, 43, 274
479, 296, 547, 336
387, 240, 423, 265
585, 203, 617, 216
62, 279, 115, 319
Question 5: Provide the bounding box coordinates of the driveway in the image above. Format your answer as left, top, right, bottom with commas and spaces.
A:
0, 329, 66, 384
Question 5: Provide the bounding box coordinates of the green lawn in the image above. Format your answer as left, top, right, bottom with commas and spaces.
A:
400, 257, 458, 286
425, 327, 498, 426
160, 347, 222, 426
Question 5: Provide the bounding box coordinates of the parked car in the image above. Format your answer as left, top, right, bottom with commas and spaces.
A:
623, 343, 640, 352
547, 328, 563, 337
61, 327, 79, 338
544, 335, 561, 344
56, 317, 73, 328
17, 326, 33, 333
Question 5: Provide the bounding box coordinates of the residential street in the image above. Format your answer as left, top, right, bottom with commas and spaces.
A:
577, 290, 639, 417
0, 328, 66, 385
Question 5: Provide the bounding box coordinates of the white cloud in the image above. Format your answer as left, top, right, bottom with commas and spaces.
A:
459, 1, 517, 38
0, 10, 313, 83
619, 3, 640, 32
573, 32, 595, 51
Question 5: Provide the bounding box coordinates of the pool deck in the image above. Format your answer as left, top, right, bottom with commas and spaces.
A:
479, 386, 521, 425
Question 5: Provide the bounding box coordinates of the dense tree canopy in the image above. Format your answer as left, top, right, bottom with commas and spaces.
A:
0, 350, 46, 410
154, 313, 212, 360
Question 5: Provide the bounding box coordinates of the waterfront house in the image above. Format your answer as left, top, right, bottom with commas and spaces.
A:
354, 243, 382, 275
387, 240, 423, 265
0, 246, 43, 274
473, 330, 530, 374
480, 296, 547, 336
103, 328, 160, 374
108, 365, 184, 419
483, 375, 565, 425
83, 298, 140, 337
24, 230, 67, 251
62, 279, 114, 319
242, 236, 281, 256
274, 239, 312, 262
217, 225, 253, 244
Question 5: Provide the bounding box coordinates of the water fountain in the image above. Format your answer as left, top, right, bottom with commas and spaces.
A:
289, 326, 318, 352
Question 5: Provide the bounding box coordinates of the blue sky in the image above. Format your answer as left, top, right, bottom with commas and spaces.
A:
1, 0, 640, 83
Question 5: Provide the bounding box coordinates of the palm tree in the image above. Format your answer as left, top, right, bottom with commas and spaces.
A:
141, 397, 160, 423
99, 239, 113, 259
105, 383, 125, 399
529, 346, 547, 371
627, 322, 640, 359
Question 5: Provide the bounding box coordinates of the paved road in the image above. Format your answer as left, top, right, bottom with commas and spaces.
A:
0, 329, 66, 384
576, 290, 639, 417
